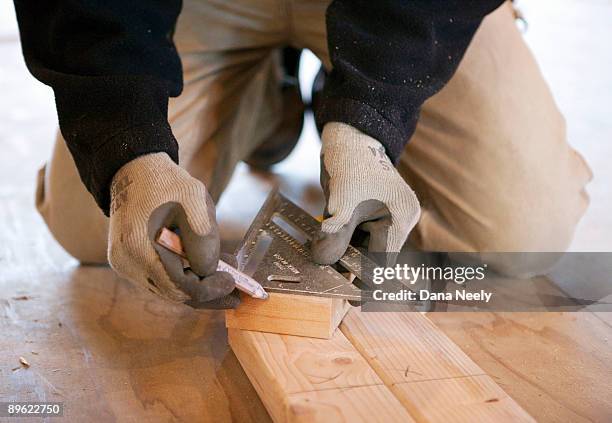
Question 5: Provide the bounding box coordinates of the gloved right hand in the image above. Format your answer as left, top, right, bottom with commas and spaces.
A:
108, 152, 239, 309
311, 123, 421, 265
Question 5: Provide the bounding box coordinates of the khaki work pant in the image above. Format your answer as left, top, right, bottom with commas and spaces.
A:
36, 1, 592, 264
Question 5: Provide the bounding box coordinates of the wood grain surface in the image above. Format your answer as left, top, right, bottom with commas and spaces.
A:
226, 292, 350, 339
0, 197, 270, 422
228, 327, 416, 422
341, 310, 534, 422
427, 311, 612, 422
230, 308, 535, 422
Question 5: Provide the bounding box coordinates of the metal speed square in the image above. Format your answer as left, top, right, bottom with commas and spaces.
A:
226, 188, 432, 338
234, 188, 368, 302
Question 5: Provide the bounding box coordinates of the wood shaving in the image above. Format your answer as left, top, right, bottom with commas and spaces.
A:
19, 356, 30, 368
12, 295, 30, 301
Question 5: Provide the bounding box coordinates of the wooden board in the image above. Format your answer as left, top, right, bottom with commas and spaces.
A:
428, 311, 612, 422
228, 328, 416, 423
230, 308, 535, 422
340, 311, 534, 422
225, 292, 350, 339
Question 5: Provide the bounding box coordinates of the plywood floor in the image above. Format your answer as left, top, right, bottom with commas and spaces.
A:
1, 1, 611, 421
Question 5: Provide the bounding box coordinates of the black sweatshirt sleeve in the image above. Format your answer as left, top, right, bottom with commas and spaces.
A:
316, 0, 504, 163
13, 0, 183, 215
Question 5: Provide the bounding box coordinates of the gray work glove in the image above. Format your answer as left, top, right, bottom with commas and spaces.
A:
311, 123, 421, 265
108, 153, 239, 309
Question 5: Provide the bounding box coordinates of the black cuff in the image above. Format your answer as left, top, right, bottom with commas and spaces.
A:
315, 97, 418, 164
81, 122, 179, 216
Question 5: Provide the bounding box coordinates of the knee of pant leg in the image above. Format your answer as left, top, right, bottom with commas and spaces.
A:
35, 163, 109, 265
464, 187, 589, 277
39, 206, 109, 265
456, 194, 588, 278
52, 227, 109, 265
472, 191, 589, 254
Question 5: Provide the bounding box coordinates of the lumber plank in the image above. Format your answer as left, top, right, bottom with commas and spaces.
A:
228, 328, 416, 423
228, 327, 381, 393
340, 310, 535, 422
428, 311, 612, 422
226, 292, 350, 339
394, 375, 533, 422
340, 310, 484, 383
286, 386, 414, 423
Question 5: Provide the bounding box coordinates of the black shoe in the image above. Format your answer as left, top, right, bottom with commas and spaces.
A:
245, 47, 305, 170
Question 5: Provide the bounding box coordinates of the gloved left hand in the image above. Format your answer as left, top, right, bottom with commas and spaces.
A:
311, 122, 421, 265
